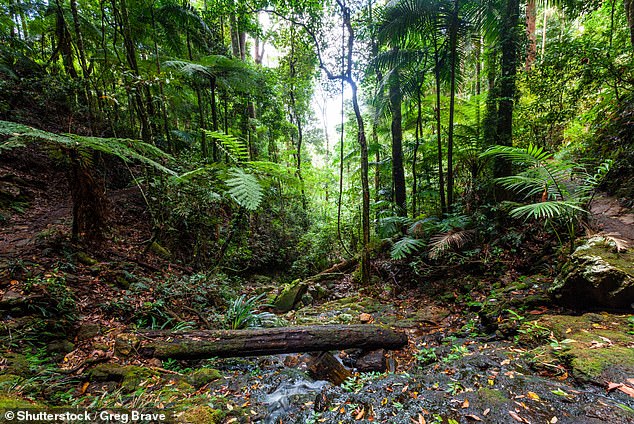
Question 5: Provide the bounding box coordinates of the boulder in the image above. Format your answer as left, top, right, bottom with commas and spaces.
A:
273, 279, 307, 312
549, 237, 634, 310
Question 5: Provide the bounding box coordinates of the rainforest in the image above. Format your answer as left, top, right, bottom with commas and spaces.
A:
0, 0, 634, 422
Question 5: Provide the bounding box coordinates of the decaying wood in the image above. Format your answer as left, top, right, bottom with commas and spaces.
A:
308, 352, 352, 385
115, 325, 407, 360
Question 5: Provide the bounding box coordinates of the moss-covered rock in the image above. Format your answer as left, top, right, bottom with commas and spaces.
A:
273, 279, 307, 312
0, 394, 45, 409
185, 368, 222, 388
524, 313, 634, 383
76, 323, 101, 341
47, 340, 75, 354
177, 405, 225, 424
149, 241, 171, 259
88, 364, 159, 392
75, 251, 99, 266
550, 237, 634, 310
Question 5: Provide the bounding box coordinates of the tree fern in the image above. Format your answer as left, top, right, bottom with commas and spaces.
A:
226, 167, 263, 211
0, 120, 176, 175
204, 130, 249, 163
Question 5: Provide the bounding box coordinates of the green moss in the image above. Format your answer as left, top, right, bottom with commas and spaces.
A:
185, 368, 222, 388
76, 251, 99, 265
527, 314, 634, 382
577, 245, 634, 274
177, 405, 225, 424
476, 388, 507, 404
570, 346, 634, 381
88, 364, 159, 392
273, 279, 307, 312
0, 394, 44, 409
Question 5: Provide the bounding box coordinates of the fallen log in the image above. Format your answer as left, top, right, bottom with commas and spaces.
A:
115, 325, 407, 360
308, 352, 352, 385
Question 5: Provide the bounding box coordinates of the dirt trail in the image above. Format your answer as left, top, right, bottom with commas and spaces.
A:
589, 193, 634, 245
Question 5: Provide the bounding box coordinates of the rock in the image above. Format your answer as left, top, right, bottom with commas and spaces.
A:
185, 368, 222, 388
359, 313, 373, 323
523, 314, 634, 383
356, 349, 387, 372
47, 340, 75, 354
1, 290, 21, 302
76, 322, 101, 340
177, 405, 225, 424
550, 237, 634, 310
273, 279, 308, 312
88, 364, 158, 392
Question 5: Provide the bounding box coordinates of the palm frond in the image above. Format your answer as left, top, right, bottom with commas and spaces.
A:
509, 201, 585, 220
480, 144, 552, 164
428, 229, 474, 259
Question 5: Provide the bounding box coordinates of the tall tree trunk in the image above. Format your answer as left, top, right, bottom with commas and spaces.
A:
351, 83, 370, 286
412, 90, 422, 218
526, 0, 537, 69
625, 0, 634, 50
389, 66, 406, 215
475, 35, 482, 138
433, 39, 447, 215
541, 6, 548, 58
446, 0, 459, 212
151, 3, 171, 151
210, 76, 219, 160
495, 0, 520, 180
54, 0, 78, 79
118, 0, 151, 141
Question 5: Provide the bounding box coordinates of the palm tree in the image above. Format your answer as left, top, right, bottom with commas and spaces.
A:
380, 0, 472, 213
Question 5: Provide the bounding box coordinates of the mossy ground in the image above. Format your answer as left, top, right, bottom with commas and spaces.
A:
521, 313, 634, 382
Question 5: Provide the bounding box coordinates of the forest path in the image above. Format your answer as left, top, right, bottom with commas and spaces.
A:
589, 192, 634, 245
0, 159, 72, 262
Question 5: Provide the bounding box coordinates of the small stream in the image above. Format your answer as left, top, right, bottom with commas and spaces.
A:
209, 340, 634, 424
262, 378, 329, 423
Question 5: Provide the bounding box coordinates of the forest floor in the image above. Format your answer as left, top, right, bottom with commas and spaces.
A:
1, 151, 634, 423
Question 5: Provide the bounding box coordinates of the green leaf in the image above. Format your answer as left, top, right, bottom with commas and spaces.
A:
509, 201, 585, 220
226, 167, 263, 211
391, 237, 426, 259
205, 130, 249, 163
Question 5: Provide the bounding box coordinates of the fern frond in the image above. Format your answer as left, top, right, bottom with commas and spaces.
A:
391, 237, 426, 260
0, 120, 176, 175
245, 161, 297, 183
378, 215, 412, 239
428, 229, 474, 259
226, 167, 263, 211
205, 130, 249, 163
